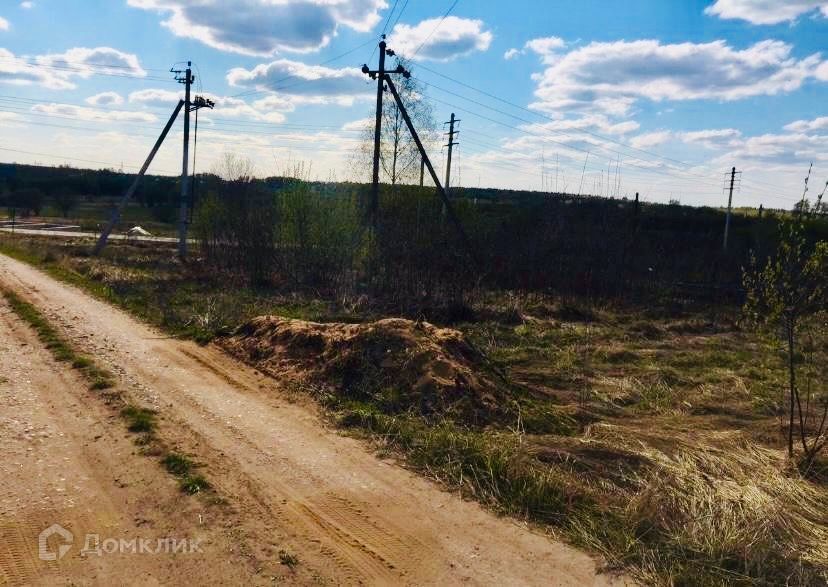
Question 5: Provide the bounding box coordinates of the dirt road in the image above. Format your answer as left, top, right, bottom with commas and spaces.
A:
0, 291, 254, 585
0, 252, 621, 586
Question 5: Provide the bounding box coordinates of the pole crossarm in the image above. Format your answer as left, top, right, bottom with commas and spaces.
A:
93, 100, 185, 256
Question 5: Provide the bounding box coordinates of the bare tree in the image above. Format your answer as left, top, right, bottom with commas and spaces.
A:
213, 152, 256, 182
354, 59, 437, 185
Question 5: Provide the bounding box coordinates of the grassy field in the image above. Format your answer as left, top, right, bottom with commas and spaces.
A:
1, 233, 826, 585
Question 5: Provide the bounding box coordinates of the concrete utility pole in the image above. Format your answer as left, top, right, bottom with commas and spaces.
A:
174, 62, 194, 259
444, 113, 459, 196
723, 166, 737, 251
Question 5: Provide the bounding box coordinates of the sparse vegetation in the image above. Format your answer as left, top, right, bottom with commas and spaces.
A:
121, 405, 157, 433
2, 287, 116, 390
744, 221, 828, 471
1, 285, 218, 500
2, 189, 828, 584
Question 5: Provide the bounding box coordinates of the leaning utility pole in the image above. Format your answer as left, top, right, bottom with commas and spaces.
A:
444, 113, 460, 196
723, 166, 737, 251
93, 100, 185, 255
384, 75, 477, 266
173, 62, 194, 259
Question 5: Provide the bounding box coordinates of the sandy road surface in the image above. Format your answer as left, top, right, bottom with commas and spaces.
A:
0, 295, 254, 585
0, 252, 623, 586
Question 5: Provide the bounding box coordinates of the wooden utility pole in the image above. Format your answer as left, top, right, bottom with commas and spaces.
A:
364, 37, 389, 230
94, 100, 185, 255
174, 62, 194, 259
419, 157, 425, 187
723, 166, 736, 251
444, 113, 459, 196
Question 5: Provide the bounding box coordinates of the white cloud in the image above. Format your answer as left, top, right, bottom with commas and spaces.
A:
704, 0, 828, 25
523, 114, 640, 137
85, 91, 124, 106
1, 48, 141, 91
127, 0, 386, 56
20, 1, 34, 8
0, 17, 9, 31
129, 88, 293, 122
503, 37, 565, 62
529, 39, 824, 117
128, 88, 182, 106
679, 128, 742, 149
0, 48, 73, 89
32, 103, 157, 123
730, 132, 828, 165
524, 37, 566, 63
37, 47, 146, 78
227, 58, 370, 104
630, 131, 672, 149
341, 117, 372, 132
389, 16, 492, 61
784, 116, 828, 132
215, 94, 293, 123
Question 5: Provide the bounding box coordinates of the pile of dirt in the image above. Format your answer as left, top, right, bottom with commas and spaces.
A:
219, 316, 507, 422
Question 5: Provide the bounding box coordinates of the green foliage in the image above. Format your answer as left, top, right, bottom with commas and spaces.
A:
744, 222, 827, 330
179, 474, 210, 495
743, 221, 828, 465
162, 452, 195, 476
121, 405, 157, 433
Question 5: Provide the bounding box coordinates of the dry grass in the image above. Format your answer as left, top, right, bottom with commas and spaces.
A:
4, 237, 827, 585
575, 424, 828, 585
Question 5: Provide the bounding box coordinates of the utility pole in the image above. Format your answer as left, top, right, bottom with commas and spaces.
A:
444, 113, 459, 196
577, 152, 589, 196
420, 157, 425, 187
555, 154, 559, 193
173, 62, 194, 259
363, 37, 390, 231
363, 59, 478, 267
723, 166, 737, 251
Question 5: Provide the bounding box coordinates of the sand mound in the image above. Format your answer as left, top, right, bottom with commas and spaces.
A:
219, 316, 506, 422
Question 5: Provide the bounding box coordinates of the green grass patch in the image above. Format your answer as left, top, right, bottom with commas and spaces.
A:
1, 288, 116, 390
120, 405, 157, 433
162, 452, 195, 476
179, 474, 210, 495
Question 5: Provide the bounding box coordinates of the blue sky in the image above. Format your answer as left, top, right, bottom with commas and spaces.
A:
1, 0, 826, 208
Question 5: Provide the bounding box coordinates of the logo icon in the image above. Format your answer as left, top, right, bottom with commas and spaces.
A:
38, 524, 73, 561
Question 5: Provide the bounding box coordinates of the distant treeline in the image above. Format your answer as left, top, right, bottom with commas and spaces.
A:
2, 162, 826, 308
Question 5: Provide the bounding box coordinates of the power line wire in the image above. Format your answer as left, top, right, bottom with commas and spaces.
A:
410, 0, 460, 60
